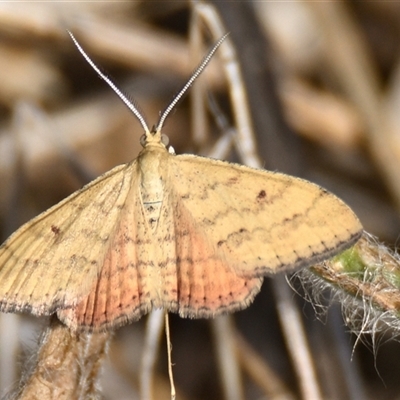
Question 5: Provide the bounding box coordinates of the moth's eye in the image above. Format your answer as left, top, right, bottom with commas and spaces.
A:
140, 135, 146, 147
161, 134, 169, 147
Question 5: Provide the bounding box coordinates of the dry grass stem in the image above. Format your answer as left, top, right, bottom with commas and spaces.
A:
211, 316, 244, 400
15, 317, 110, 400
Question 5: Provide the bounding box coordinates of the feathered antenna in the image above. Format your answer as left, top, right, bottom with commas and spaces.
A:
68, 31, 228, 138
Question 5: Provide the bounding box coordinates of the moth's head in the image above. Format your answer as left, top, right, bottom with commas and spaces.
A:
139, 128, 170, 150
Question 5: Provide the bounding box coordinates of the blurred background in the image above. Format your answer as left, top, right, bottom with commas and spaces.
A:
0, 1, 400, 399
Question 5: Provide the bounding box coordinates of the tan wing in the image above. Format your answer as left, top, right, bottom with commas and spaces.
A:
169, 154, 362, 277
0, 161, 137, 317
57, 184, 158, 332
158, 185, 264, 320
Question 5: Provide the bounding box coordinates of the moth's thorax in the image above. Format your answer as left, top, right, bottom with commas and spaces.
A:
137, 145, 170, 231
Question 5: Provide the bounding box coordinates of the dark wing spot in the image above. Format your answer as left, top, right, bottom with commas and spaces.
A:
257, 190, 266, 200
51, 225, 60, 235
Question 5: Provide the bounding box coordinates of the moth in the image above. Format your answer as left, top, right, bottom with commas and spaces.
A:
0, 33, 362, 332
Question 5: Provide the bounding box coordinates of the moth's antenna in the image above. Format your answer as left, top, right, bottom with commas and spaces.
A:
155, 33, 229, 133
67, 31, 150, 134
